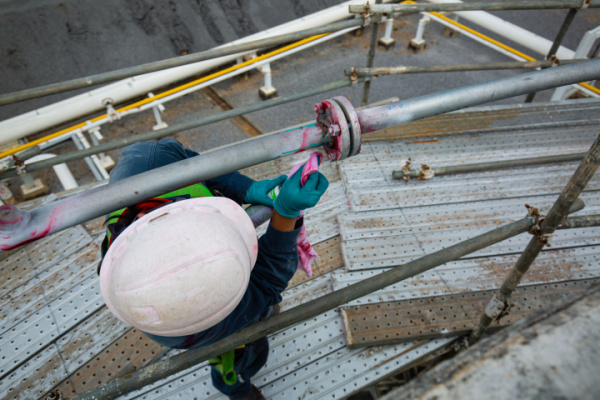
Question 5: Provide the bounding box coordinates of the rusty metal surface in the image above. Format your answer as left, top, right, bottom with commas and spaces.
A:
2, 100, 600, 399
339, 191, 600, 271
362, 99, 600, 142
51, 328, 168, 398
384, 283, 600, 400
333, 245, 600, 307
341, 124, 600, 212
0, 225, 91, 299
342, 278, 599, 348
344, 162, 600, 212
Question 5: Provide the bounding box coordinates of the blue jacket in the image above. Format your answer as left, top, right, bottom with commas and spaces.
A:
108, 139, 301, 349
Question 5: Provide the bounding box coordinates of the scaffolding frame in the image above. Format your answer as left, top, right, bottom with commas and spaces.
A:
1, 2, 600, 399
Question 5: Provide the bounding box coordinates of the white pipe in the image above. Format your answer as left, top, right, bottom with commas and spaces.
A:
262, 63, 274, 90
414, 15, 430, 42
383, 17, 394, 41
25, 154, 78, 191
426, 0, 575, 59
425, 12, 528, 61
573, 26, 600, 59
29, 26, 357, 155
552, 26, 600, 100
75, 131, 110, 180
0, 0, 392, 144
71, 133, 104, 181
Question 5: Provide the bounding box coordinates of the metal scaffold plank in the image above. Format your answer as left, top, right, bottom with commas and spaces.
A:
332, 246, 600, 306
50, 328, 168, 398
339, 192, 600, 271
56, 307, 130, 374
342, 226, 600, 271
0, 344, 67, 400
362, 99, 600, 142
287, 235, 344, 288
341, 278, 599, 348
0, 225, 91, 300
360, 125, 598, 163
343, 163, 600, 212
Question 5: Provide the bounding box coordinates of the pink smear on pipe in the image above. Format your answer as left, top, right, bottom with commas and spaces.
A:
0, 201, 65, 250
287, 151, 323, 277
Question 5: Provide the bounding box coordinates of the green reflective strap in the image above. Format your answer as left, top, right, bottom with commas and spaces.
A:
209, 349, 237, 386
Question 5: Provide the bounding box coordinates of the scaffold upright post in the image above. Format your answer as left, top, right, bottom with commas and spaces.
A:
469, 133, 600, 345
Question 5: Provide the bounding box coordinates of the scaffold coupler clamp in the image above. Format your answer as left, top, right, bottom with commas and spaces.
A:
314, 96, 362, 162
362, 1, 372, 26
12, 154, 26, 176
525, 204, 552, 247
102, 98, 121, 122
484, 293, 506, 321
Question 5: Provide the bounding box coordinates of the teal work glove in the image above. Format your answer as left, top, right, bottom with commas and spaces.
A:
274, 170, 329, 219
244, 175, 287, 207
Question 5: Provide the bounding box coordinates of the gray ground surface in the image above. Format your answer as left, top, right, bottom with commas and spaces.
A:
0, 0, 342, 120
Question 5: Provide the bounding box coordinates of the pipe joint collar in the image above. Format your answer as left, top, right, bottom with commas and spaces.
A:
314, 96, 362, 161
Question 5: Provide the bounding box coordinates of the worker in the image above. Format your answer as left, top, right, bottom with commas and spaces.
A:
98, 138, 329, 400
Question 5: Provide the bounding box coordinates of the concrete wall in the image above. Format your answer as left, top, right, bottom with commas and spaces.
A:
0, 0, 341, 120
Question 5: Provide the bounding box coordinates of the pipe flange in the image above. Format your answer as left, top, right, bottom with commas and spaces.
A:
332, 96, 362, 157
315, 99, 351, 161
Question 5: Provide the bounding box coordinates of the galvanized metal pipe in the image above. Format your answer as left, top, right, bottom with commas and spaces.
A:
346, 60, 586, 77
357, 59, 600, 133
0, 123, 327, 251
361, 0, 382, 106
525, 7, 579, 103
0, 78, 363, 181
558, 214, 600, 229
392, 153, 587, 180
349, 1, 600, 14
0, 19, 364, 106
2, 62, 599, 249
469, 133, 600, 345
74, 216, 539, 400
0, 146, 41, 173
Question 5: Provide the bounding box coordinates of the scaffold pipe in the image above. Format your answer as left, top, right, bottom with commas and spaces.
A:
357, 58, 600, 133
469, 133, 600, 344
74, 204, 590, 400
0, 78, 365, 180
349, 1, 600, 14
346, 60, 585, 77
0, 60, 598, 250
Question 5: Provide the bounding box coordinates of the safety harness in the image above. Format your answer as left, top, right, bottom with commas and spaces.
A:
209, 345, 246, 385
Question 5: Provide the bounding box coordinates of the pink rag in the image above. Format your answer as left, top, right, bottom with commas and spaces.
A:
287, 151, 322, 277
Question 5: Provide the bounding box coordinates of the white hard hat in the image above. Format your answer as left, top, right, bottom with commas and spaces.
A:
99, 197, 258, 336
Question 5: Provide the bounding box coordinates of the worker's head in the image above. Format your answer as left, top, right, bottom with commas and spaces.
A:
99, 197, 258, 336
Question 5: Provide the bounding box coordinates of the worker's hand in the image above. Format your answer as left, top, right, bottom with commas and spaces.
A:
244, 175, 287, 207
274, 169, 329, 219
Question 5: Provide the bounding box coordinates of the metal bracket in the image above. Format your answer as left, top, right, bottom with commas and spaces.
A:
13, 155, 27, 176
102, 98, 120, 122
314, 96, 362, 162
362, 1, 371, 27
525, 204, 551, 247
484, 293, 506, 320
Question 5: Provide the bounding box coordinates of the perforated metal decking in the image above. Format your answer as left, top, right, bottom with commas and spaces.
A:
1, 100, 600, 399
341, 278, 600, 348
